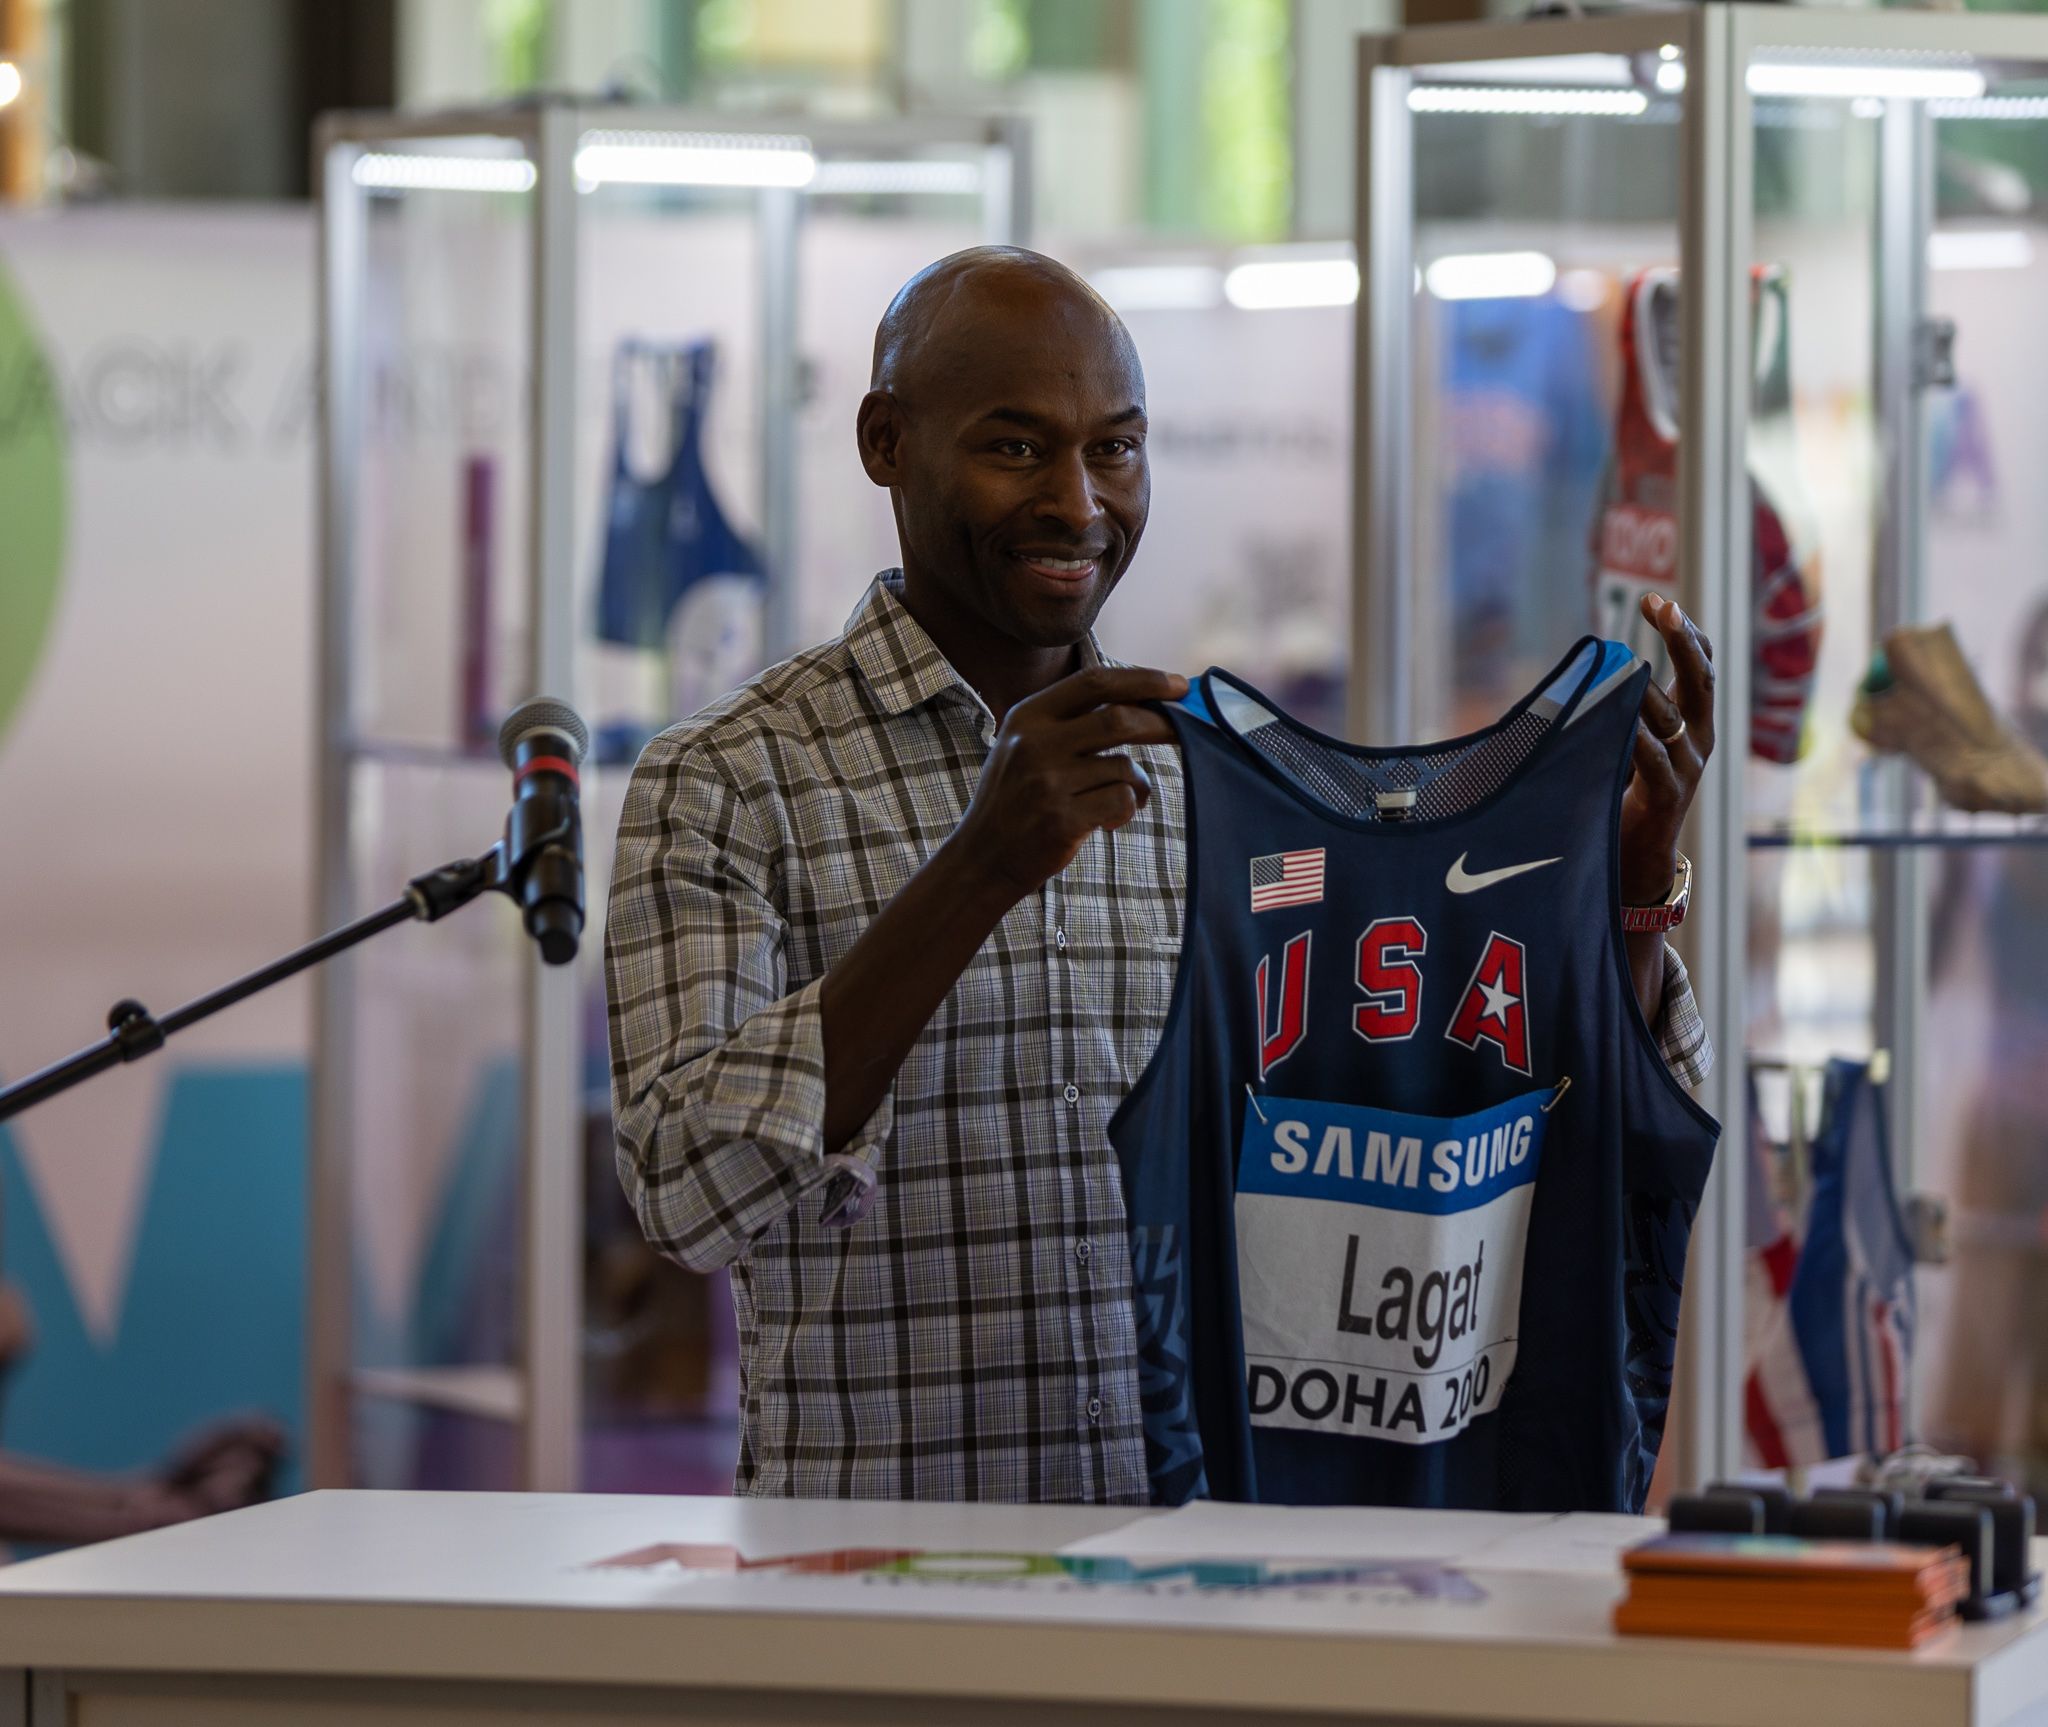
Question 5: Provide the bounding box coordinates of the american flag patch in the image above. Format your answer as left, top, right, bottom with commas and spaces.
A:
1249, 848, 1325, 912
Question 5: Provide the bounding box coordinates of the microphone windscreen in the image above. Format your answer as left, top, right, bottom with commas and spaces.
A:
498, 697, 590, 770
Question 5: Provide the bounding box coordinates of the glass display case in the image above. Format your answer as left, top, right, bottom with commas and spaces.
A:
312, 101, 1028, 1490
1352, 6, 2048, 1491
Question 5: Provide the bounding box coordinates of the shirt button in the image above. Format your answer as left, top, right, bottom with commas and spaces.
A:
1063, 1083, 1080, 1105
1054, 927, 1069, 952
1086, 1397, 1103, 1421
1075, 1238, 1092, 1262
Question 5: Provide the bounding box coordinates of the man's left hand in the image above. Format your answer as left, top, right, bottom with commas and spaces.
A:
1620, 593, 1716, 906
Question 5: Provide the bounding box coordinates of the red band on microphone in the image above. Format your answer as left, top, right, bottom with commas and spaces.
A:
515, 755, 580, 789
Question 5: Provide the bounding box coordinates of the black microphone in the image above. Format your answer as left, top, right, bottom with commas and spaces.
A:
496, 697, 589, 966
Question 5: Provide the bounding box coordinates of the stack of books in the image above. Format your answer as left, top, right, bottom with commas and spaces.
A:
1614, 1534, 1972, 1649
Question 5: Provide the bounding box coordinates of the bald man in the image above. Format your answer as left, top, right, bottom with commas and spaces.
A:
604, 247, 1716, 1502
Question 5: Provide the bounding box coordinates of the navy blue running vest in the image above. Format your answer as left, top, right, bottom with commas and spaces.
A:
596, 339, 763, 652
1108, 638, 1719, 1511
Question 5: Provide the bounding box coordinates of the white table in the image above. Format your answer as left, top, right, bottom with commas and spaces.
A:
0, 1491, 2043, 1726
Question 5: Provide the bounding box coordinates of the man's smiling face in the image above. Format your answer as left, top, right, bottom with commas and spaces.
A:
861, 253, 1151, 650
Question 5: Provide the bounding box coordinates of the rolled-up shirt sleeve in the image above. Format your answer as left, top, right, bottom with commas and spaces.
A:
603, 734, 892, 1271
1653, 942, 1714, 1090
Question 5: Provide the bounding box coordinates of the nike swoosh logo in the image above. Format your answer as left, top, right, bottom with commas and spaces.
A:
1446, 852, 1561, 894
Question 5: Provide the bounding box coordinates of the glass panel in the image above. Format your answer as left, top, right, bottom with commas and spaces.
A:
1740, 64, 1918, 1487
343, 756, 525, 1489
345, 137, 535, 758
1736, 43, 2048, 1488
330, 136, 537, 1489
1915, 82, 2048, 1492
1407, 48, 1684, 741
1742, 83, 1885, 1063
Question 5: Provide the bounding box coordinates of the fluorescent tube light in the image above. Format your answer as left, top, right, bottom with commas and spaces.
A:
0, 62, 20, 110
1930, 96, 2048, 121
575, 131, 816, 190
1424, 250, 1558, 301
808, 159, 981, 196
1746, 63, 1986, 102
352, 138, 970, 198
1223, 257, 1359, 310
1411, 56, 1985, 110
352, 153, 537, 194
1647, 61, 1988, 102
1091, 265, 1226, 312
1930, 228, 2033, 272
1410, 85, 1647, 117
1436, 55, 1634, 88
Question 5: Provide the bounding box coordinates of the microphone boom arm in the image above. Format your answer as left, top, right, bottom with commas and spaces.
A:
0, 844, 519, 1125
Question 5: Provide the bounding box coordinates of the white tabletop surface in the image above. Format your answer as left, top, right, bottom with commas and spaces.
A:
0, 1492, 2041, 1727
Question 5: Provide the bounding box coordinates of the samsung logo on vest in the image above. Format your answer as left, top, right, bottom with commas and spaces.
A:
1238, 1092, 1549, 1217
1268, 1113, 1533, 1193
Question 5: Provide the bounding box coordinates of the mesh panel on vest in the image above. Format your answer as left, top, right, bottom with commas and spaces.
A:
1237, 708, 1554, 823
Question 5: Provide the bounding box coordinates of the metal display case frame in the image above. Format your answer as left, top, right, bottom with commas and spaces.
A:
312, 102, 1030, 1490
1351, 5, 2048, 1490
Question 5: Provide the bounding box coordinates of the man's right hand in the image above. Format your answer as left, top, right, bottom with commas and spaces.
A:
817, 662, 1187, 1159
949, 665, 1189, 901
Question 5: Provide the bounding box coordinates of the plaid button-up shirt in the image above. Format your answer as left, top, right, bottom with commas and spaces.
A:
605, 572, 1713, 1502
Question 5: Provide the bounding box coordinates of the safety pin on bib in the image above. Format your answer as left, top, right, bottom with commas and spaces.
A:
1540, 1074, 1573, 1114
1244, 1083, 1270, 1125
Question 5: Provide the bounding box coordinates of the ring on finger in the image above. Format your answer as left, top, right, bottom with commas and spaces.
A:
1653, 715, 1687, 745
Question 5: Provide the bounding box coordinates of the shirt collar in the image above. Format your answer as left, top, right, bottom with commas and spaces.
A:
843, 570, 1107, 719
